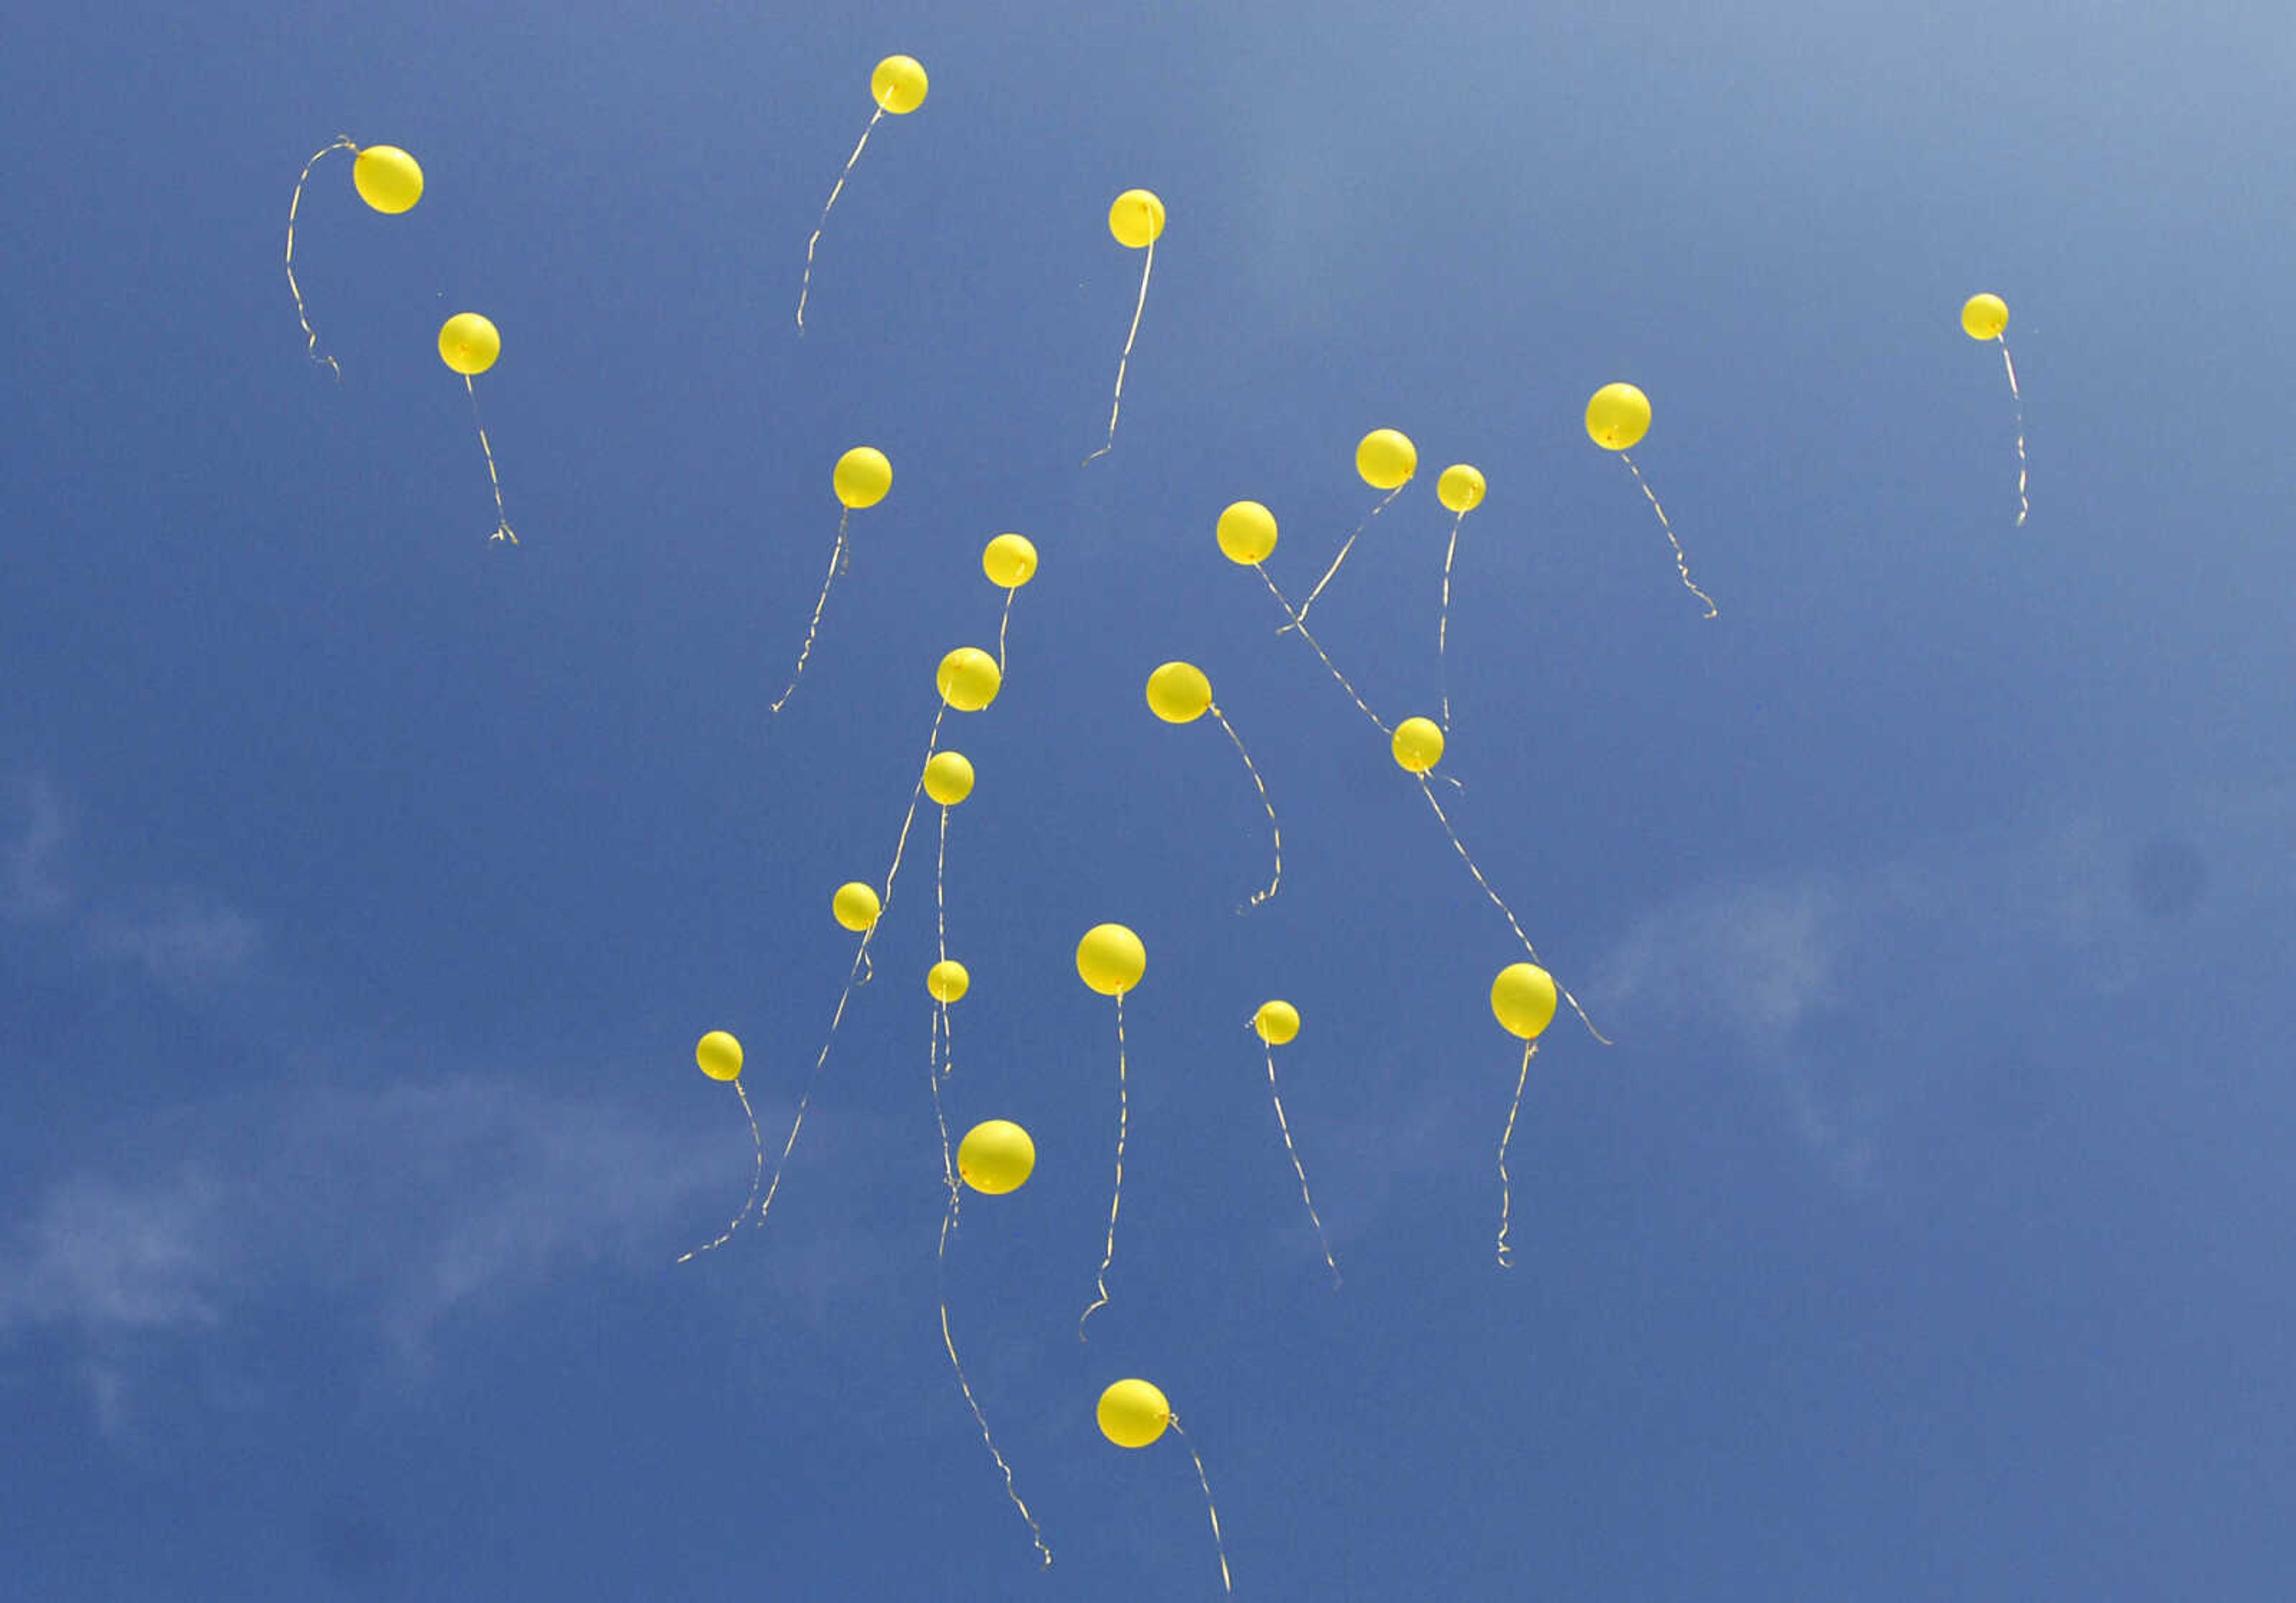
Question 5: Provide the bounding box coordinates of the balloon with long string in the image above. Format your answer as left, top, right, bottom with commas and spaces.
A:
796, 54, 927, 334
1489, 963, 1557, 1268
1586, 384, 1711, 616
1084, 189, 1165, 462
1217, 499, 1394, 740
1961, 293, 2029, 527
438, 314, 518, 545
1288, 428, 1418, 628
981, 535, 1037, 673
1433, 463, 1486, 731
1096, 1379, 1235, 1595
1250, 1001, 1338, 1286
675, 1030, 761, 1262
1144, 662, 1282, 910
285, 139, 422, 377
772, 446, 892, 715
924, 747, 976, 1195
1074, 921, 1145, 1338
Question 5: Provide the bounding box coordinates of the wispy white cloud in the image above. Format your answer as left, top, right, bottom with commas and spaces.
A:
2, 773, 71, 918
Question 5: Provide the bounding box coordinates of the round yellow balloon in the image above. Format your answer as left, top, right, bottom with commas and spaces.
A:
871, 54, 929, 114
1253, 1000, 1300, 1046
833, 447, 892, 510
437, 313, 500, 377
923, 750, 975, 806
1585, 383, 1651, 451
1215, 500, 1278, 565
1076, 923, 1146, 996
352, 144, 423, 214
1144, 661, 1212, 725
927, 958, 971, 1003
936, 647, 1002, 712
1356, 428, 1418, 490
1491, 962, 1558, 1041
695, 1029, 744, 1082
1392, 716, 1446, 774
1109, 189, 1166, 249
1097, 1378, 1173, 1448
982, 533, 1038, 589
832, 880, 882, 933
957, 1119, 1034, 1194
1961, 292, 2009, 341
1437, 464, 1487, 513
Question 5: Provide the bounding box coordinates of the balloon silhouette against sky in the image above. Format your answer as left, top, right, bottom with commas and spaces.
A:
772, 445, 893, 715
1084, 188, 1166, 462
1961, 292, 2030, 526
283, 138, 421, 377
438, 312, 518, 545
796, 54, 928, 334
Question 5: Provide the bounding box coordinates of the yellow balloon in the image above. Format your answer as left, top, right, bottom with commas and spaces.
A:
870, 54, 929, 114
1961, 292, 2009, 340
1491, 962, 1558, 1041
1391, 716, 1446, 774
957, 1119, 1035, 1194
927, 958, 971, 1003
832, 880, 882, 932
437, 313, 501, 377
982, 533, 1039, 589
1097, 1378, 1173, 1448
833, 446, 892, 510
1215, 500, 1278, 565
1253, 1000, 1300, 1046
923, 750, 976, 806
1356, 428, 1418, 490
1437, 464, 1486, 513
1585, 383, 1651, 451
695, 1029, 744, 1082
1145, 661, 1213, 725
1076, 923, 1146, 997
1109, 188, 1167, 249
936, 647, 1002, 712
351, 144, 423, 214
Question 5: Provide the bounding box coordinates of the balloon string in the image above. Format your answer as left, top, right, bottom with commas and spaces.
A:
675, 1075, 765, 1263
1078, 991, 1128, 1340
937, 1195, 1054, 1567
1260, 1031, 1339, 1287
1084, 238, 1154, 463
1437, 511, 1465, 731
1208, 704, 1282, 910
1495, 1038, 1538, 1268
1253, 563, 1393, 738
995, 588, 1017, 675
796, 106, 883, 334
1413, 774, 1608, 1045
463, 377, 520, 545
771, 508, 851, 715
285, 136, 356, 380
1168, 1418, 1235, 1595
1998, 337, 2029, 527
1289, 484, 1404, 628
1619, 453, 1707, 617
932, 807, 959, 1209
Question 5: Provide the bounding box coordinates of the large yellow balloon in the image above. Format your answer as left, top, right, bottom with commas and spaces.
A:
957, 1119, 1035, 1194
871, 54, 929, 114
1215, 500, 1278, 565
1097, 1378, 1173, 1448
1437, 464, 1486, 512
1109, 189, 1167, 249
1356, 428, 1418, 490
923, 750, 975, 806
1491, 962, 1558, 1041
1145, 661, 1213, 725
1961, 292, 2009, 340
1253, 1000, 1300, 1046
352, 144, 423, 214
437, 313, 501, 377
936, 647, 1002, 711
695, 1029, 744, 1082
1585, 383, 1651, 451
833, 447, 892, 509
832, 880, 882, 932
1392, 716, 1446, 774
927, 958, 970, 1003
1076, 923, 1146, 996
982, 533, 1038, 589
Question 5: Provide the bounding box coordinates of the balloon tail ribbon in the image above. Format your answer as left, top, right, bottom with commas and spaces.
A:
1208, 703, 1282, 910
1495, 1038, 1538, 1268
1253, 564, 1393, 738
937, 1198, 1054, 1567
464, 377, 519, 545
1261, 1033, 1339, 1287
1414, 774, 1610, 1045
1077, 993, 1129, 1340
930, 1002, 959, 1222
1619, 453, 1706, 616
1287, 484, 1404, 630
1085, 238, 1154, 463
1169, 1418, 1235, 1595
675, 1076, 765, 1263
285, 136, 356, 380
1998, 337, 2029, 527
770, 508, 850, 715
995, 588, 1017, 674
1437, 511, 1466, 731
796, 106, 883, 334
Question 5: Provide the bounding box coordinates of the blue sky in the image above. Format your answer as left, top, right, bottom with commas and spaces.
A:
5, 2, 2294, 1597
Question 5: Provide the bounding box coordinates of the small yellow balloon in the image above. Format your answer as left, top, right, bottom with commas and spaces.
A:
928, 958, 971, 1003
1109, 188, 1167, 249
437, 313, 501, 377
1215, 500, 1278, 565
695, 1029, 744, 1082
1437, 464, 1486, 512
870, 54, 929, 114
833, 447, 892, 510
1253, 1000, 1300, 1046
1961, 292, 2009, 341
1491, 962, 1559, 1041
1076, 923, 1146, 997
923, 750, 976, 806
936, 647, 1002, 712
1145, 661, 1213, 725
1097, 1378, 1173, 1448
1585, 383, 1651, 451
351, 144, 423, 214
957, 1119, 1035, 1194
1392, 716, 1446, 774
832, 880, 882, 933
982, 533, 1039, 589
1356, 428, 1418, 490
